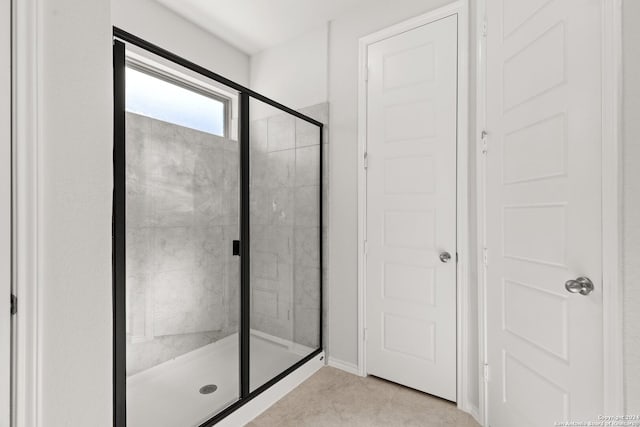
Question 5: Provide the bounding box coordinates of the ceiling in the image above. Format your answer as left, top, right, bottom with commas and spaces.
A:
154, 0, 367, 54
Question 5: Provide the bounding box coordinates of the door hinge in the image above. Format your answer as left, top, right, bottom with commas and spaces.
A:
10, 294, 17, 315
363, 152, 369, 170
481, 130, 488, 154
483, 364, 490, 382
364, 64, 370, 82
481, 19, 488, 37
483, 247, 489, 267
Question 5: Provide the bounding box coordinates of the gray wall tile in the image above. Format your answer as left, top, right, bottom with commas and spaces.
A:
294, 186, 320, 227
126, 101, 329, 376
249, 103, 328, 350
295, 146, 320, 187
267, 113, 295, 152
125, 112, 240, 376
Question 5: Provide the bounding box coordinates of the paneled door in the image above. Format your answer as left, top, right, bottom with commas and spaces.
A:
365, 14, 458, 401
485, 0, 603, 425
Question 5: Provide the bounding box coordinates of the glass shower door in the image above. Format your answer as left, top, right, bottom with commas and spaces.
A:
122, 53, 242, 427
248, 98, 322, 392
114, 33, 324, 427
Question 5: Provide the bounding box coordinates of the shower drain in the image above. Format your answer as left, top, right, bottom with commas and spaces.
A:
199, 384, 218, 395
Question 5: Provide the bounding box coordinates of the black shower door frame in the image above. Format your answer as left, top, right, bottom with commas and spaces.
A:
112, 27, 323, 427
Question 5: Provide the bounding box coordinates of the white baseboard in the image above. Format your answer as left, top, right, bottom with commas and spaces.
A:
217, 351, 325, 427
456, 395, 482, 426
467, 403, 482, 426
327, 357, 361, 376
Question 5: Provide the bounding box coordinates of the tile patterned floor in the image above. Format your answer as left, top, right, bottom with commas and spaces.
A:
247, 367, 481, 427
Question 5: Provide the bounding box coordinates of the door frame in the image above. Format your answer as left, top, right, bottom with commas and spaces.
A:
11, 0, 40, 425
356, 0, 472, 414
1, 0, 12, 422
475, 0, 625, 424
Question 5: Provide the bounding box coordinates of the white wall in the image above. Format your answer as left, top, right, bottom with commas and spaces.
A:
111, 0, 250, 85
623, 0, 640, 413
39, 0, 113, 424
250, 24, 329, 117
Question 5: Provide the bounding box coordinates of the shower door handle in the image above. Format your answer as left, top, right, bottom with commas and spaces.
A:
233, 240, 240, 256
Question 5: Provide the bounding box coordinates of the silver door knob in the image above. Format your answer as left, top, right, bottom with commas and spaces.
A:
564, 276, 594, 296
439, 252, 452, 263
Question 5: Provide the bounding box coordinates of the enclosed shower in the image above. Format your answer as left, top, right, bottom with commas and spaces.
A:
112, 30, 325, 427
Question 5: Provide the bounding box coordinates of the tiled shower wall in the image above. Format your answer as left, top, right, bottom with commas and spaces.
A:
125, 112, 240, 376
249, 103, 329, 349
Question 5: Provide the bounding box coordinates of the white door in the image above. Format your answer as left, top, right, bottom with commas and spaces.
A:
0, 0, 11, 422
485, 0, 603, 425
365, 15, 458, 401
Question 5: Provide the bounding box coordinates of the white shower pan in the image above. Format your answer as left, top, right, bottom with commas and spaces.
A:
126, 332, 311, 427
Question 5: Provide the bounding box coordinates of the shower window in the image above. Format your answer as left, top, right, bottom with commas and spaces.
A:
113, 28, 323, 427
125, 64, 230, 137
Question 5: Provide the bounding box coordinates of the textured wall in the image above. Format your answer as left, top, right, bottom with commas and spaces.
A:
623, 0, 640, 413
249, 102, 328, 349
125, 112, 240, 375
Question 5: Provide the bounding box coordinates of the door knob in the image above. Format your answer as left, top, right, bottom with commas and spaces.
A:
439, 252, 452, 263
564, 276, 594, 296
